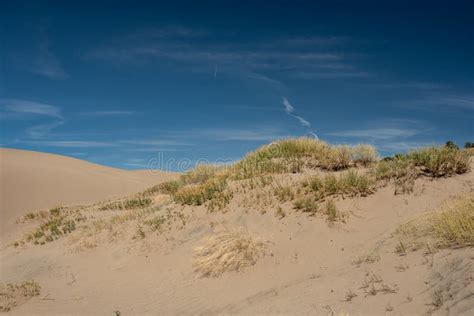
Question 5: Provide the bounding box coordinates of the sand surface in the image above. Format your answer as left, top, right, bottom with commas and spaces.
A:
0, 151, 473, 315
0, 148, 178, 233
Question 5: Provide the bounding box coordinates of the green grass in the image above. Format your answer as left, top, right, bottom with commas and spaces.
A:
173, 178, 227, 205
407, 146, 471, 177
304, 170, 375, 199
99, 197, 153, 210
26, 214, 77, 244
273, 185, 295, 202
293, 196, 319, 215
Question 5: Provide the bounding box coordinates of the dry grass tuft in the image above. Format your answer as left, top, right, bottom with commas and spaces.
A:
351, 144, 379, 166
395, 194, 474, 252
193, 229, 266, 277
407, 146, 471, 177
304, 170, 375, 199
173, 178, 227, 205
0, 280, 41, 312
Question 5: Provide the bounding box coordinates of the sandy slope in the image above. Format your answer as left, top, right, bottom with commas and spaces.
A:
0, 148, 178, 231
0, 161, 473, 315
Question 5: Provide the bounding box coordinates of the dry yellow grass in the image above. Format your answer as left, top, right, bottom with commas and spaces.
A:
0, 280, 41, 312
193, 229, 266, 277
395, 194, 474, 253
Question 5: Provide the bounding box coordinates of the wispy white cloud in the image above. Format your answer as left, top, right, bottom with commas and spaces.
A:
281, 97, 316, 135
163, 127, 289, 142
85, 29, 367, 83
282, 97, 294, 114
376, 141, 439, 152
0, 99, 63, 119
292, 115, 311, 127
30, 34, 68, 80
327, 128, 419, 140
25, 121, 64, 139
79, 111, 135, 117
24, 141, 117, 148
119, 139, 192, 146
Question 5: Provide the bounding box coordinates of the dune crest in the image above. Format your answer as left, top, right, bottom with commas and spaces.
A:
0, 148, 178, 232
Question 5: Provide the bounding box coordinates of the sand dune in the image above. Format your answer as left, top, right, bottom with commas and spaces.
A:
1, 142, 473, 315
0, 148, 178, 230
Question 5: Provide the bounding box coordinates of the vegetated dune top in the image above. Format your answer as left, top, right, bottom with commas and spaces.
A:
0, 148, 179, 227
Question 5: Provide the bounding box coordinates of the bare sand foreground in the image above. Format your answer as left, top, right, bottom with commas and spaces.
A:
0, 149, 178, 236
0, 143, 473, 315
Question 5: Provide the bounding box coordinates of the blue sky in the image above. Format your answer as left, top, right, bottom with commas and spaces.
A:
1, 0, 473, 170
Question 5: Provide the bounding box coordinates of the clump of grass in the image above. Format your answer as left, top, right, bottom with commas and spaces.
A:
352, 251, 381, 266
145, 216, 166, 232
193, 229, 266, 277
99, 197, 153, 210
142, 180, 183, 196
273, 185, 295, 202
319, 145, 351, 171
407, 146, 470, 177
325, 199, 344, 223
173, 178, 227, 205
0, 280, 41, 312
350, 144, 379, 166
395, 195, 474, 253
49, 206, 64, 217
293, 197, 319, 215
275, 206, 286, 219
25, 210, 83, 245
207, 191, 233, 212
304, 170, 375, 199
181, 164, 224, 184
372, 157, 418, 194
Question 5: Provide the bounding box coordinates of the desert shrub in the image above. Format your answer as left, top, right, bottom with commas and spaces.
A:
395, 195, 474, 252
465, 142, 474, 149
351, 144, 379, 166
193, 229, 266, 277
173, 178, 227, 205
445, 140, 459, 150
293, 197, 318, 215
407, 147, 470, 177
0, 280, 41, 312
